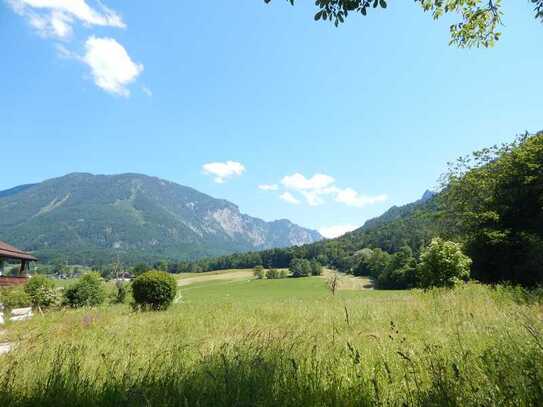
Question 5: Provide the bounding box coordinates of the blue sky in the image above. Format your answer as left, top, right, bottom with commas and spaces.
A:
1, 1, 542, 237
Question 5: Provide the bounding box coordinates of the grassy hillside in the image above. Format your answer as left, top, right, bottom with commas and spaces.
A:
1, 273, 542, 406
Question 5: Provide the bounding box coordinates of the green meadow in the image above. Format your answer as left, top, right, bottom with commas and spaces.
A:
1, 271, 542, 406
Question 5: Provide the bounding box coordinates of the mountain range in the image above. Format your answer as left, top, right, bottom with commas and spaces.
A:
0, 173, 322, 264
181, 189, 443, 273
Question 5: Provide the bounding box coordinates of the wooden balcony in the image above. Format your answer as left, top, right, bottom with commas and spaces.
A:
0, 240, 37, 287
0, 276, 29, 287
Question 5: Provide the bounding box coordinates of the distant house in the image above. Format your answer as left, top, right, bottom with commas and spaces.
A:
0, 241, 37, 286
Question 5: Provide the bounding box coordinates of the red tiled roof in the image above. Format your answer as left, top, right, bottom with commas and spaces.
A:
0, 241, 37, 261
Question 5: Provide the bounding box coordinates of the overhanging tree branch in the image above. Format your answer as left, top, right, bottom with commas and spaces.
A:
265, 0, 541, 48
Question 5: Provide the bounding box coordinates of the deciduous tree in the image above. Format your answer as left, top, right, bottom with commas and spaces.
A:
266, 0, 543, 47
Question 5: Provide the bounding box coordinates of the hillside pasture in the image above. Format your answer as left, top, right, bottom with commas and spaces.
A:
176, 269, 256, 287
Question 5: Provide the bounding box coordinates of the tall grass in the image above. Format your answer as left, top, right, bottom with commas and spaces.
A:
0, 282, 542, 406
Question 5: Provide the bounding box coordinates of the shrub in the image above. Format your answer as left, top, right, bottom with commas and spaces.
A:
266, 269, 280, 279
310, 260, 323, 276
63, 273, 106, 308
376, 247, 418, 289
0, 286, 31, 310
376, 267, 414, 290
279, 269, 288, 279
289, 258, 312, 278
131, 271, 177, 311
24, 275, 58, 309
418, 238, 472, 288
253, 266, 266, 280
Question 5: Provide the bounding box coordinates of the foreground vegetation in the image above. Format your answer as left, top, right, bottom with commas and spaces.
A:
1, 277, 542, 406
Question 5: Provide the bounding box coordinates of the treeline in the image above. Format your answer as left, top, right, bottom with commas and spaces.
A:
172, 131, 543, 288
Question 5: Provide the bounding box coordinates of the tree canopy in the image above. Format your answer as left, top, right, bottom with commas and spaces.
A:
441, 131, 543, 285
266, 0, 543, 47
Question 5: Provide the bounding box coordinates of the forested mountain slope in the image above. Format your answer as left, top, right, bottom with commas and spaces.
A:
184, 189, 443, 272
0, 173, 321, 264
189, 131, 543, 288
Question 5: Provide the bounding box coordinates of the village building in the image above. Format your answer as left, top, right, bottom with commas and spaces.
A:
0, 240, 37, 286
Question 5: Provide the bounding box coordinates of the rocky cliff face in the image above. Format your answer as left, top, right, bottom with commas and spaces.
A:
0, 173, 321, 264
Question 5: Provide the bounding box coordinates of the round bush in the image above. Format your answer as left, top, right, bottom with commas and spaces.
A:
25, 275, 58, 308
63, 272, 106, 308
289, 258, 312, 278
418, 238, 472, 288
131, 270, 177, 311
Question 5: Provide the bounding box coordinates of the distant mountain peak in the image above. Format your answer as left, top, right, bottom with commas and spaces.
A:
420, 190, 437, 203
0, 173, 322, 264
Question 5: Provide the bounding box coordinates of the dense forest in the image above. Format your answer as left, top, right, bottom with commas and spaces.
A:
168, 132, 542, 288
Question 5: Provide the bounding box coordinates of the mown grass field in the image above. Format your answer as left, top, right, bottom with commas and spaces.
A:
1, 270, 542, 406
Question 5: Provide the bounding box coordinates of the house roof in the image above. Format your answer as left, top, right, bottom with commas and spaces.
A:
0, 241, 37, 261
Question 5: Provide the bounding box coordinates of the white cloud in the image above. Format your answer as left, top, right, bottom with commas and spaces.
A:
300, 190, 325, 206
258, 184, 278, 191
319, 224, 358, 239
276, 172, 387, 208
280, 192, 300, 205
7, 0, 144, 97
82, 36, 143, 96
203, 161, 245, 183
334, 188, 388, 208
7, 0, 125, 39
281, 173, 335, 206
49, 10, 72, 37
281, 173, 335, 191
